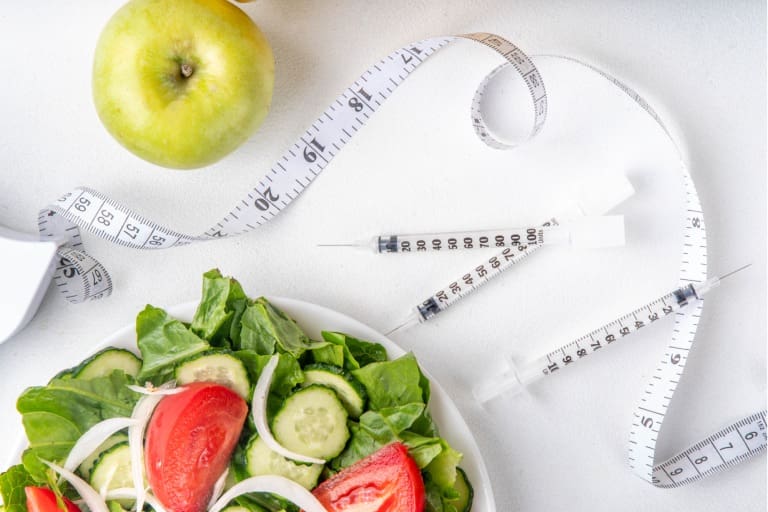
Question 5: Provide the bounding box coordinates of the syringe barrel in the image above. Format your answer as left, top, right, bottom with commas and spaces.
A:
473, 356, 544, 403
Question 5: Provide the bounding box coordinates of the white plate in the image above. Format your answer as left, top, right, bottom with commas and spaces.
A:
10, 297, 495, 512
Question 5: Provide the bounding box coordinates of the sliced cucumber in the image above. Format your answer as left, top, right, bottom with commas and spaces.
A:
74, 348, 141, 380
272, 385, 349, 460
301, 364, 366, 418
245, 435, 323, 490
77, 432, 128, 480
447, 467, 474, 512
174, 352, 251, 399
107, 502, 130, 512
90, 442, 133, 498
219, 507, 250, 512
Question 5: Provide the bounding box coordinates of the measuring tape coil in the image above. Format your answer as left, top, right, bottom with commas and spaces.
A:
36, 33, 764, 488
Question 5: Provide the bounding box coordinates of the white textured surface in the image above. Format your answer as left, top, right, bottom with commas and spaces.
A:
0, 1, 765, 511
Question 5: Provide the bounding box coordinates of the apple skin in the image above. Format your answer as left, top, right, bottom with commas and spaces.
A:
92, 0, 274, 169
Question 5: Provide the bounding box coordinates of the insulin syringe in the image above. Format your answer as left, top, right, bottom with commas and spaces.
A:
320, 217, 624, 254
473, 264, 752, 403
386, 172, 635, 335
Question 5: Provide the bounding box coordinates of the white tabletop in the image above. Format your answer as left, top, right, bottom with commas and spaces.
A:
0, 1, 765, 511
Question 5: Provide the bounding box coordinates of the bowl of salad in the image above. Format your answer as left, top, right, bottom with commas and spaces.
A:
0, 269, 494, 512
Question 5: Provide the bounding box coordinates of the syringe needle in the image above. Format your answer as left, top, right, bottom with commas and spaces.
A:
716, 263, 752, 282
475, 266, 752, 403
385, 313, 419, 336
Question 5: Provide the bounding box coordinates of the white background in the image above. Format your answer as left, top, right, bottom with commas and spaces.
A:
0, 1, 765, 511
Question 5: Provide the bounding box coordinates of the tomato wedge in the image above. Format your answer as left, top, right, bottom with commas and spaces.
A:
25, 487, 81, 512
145, 382, 248, 512
312, 442, 425, 512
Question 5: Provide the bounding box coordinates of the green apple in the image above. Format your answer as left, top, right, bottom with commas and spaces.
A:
92, 0, 274, 169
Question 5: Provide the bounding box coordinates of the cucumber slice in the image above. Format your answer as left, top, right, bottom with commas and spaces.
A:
90, 442, 133, 498
447, 467, 474, 512
272, 385, 350, 460
77, 432, 128, 479
245, 435, 323, 490
73, 348, 141, 380
301, 364, 366, 418
175, 352, 251, 399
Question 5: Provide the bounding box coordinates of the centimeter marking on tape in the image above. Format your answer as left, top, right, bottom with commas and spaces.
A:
39, 33, 544, 303
36, 33, 763, 487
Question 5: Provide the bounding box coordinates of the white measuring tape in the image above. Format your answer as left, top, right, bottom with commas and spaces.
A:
36, 33, 763, 487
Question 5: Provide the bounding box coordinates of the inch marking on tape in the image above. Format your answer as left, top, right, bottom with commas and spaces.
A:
652, 411, 766, 488
39, 34, 541, 302
35, 33, 763, 487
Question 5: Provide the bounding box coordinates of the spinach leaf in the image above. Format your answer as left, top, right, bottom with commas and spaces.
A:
190, 269, 248, 345
329, 422, 380, 470
238, 298, 317, 357
342, 334, 388, 366
16, 371, 139, 481
234, 351, 304, 398
317, 332, 387, 370
0, 465, 36, 512
136, 305, 210, 382
331, 404, 447, 471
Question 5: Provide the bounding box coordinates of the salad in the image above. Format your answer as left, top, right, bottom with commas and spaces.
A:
0, 270, 473, 512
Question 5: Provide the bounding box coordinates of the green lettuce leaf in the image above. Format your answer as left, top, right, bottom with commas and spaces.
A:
331, 403, 447, 471
16, 371, 139, 481
310, 342, 345, 367
400, 432, 445, 468
234, 351, 304, 398
0, 465, 36, 512
351, 352, 427, 410
238, 298, 317, 356
136, 305, 210, 382
424, 440, 463, 491
316, 332, 387, 370
358, 403, 425, 443
190, 269, 248, 345
329, 422, 380, 470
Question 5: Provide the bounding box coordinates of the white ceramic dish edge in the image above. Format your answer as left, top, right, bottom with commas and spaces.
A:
8, 297, 496, 512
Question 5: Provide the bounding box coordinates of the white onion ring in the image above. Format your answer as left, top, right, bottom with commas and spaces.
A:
252, 355, 325, 465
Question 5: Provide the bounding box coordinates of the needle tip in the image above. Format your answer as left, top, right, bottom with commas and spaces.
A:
718, 263, 752, 281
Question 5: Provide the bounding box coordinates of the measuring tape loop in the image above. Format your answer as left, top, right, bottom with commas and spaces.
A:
518, 54, 765, 486
39, 33, 543, 306
35, 32, 764, 487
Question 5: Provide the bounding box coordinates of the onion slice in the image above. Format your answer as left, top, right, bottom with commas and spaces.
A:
252, 355, 325, 465
105, 488, 167, 512
209, 475, 328, 512
43, 460, 109, 512
62, 417, 137, 476
206, 467, 230, 511
129, 384, 187, 512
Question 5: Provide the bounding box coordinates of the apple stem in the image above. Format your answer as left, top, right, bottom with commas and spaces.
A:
180, 63, 194, 78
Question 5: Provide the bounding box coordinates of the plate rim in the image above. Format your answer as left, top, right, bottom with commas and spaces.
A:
9, 296, 496, 512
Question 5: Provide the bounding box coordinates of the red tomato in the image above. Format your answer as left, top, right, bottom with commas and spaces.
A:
25, 487, 81, 512
312, 442, 425, 512
145, 382, 248, 512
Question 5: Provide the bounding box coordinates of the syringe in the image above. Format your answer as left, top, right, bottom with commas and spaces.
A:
473, 264, 752, 403
319, 216, 625, 253
386, 171, 635, 335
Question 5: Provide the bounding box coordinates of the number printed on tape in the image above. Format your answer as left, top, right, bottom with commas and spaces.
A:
34, 32, 764, 488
